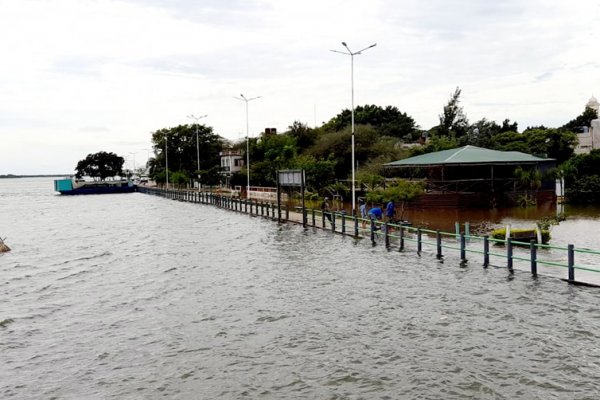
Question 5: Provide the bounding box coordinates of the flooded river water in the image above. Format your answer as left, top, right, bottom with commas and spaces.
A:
2, 178, 600, 399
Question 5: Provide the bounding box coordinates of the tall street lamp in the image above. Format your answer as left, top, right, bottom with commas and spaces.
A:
128, 151, 137, 178
331, 41, 376, 216
234, 94, 261, 198
165, 133, 169, 190
187, 114, 207, 189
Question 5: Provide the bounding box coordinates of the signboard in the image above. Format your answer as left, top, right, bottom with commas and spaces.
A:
278, 170, 303, 187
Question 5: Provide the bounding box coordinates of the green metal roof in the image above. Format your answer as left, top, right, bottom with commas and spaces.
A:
385, 145, 554, 167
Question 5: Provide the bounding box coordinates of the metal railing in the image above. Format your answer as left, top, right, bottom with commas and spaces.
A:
138, 187, 600, 287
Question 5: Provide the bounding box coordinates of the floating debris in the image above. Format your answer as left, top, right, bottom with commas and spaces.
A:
0, 318, 15, 328
0, 237, 10, 253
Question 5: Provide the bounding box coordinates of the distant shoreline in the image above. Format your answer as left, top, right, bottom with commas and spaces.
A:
0, 174, 69, 179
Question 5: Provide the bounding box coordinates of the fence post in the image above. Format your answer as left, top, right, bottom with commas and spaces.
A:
483, 235, 489, 268
312, 209, 316, 226
385, 222, 390, 248
568, 244, 575, 282
331, 212, 336, 233
399, 226, 404, 251
507, 238, 513, 272
417, 228, 422, 254
530, 240, 537, 276
436, 230, 442, 259
455, 221, 460, 239
285, 205, 289, 221
322, 211, 325, 228
370, 219, 375, 244
354, 215, 359, 238
460, 234, 467, 263
341, 214, 346, 234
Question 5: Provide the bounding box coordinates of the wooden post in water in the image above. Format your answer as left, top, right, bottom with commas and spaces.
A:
436, 230, 442, 259
460, 234, 467, 263
312, 209, 316, 226
568, 244, 575, 282
417, 228, 422, 254
530, 240, 537, 276
483, 236, 489, 268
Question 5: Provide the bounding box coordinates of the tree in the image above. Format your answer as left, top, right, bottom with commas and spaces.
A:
523, 127, 577, 164
562, 107, 598, 133
321, 104, 419, 140
438, 87, 469, 139
75, 151, 124, 180
148, 124, 226, 185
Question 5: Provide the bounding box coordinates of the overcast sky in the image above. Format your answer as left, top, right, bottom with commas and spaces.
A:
1, 0, 599, 174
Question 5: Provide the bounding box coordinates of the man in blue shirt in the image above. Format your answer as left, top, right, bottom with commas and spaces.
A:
368, 206, 383, 233
385, 200, 395, 222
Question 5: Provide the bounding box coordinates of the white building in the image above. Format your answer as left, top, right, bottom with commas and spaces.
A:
575, 96, 600, 154
219, 150, 244, 186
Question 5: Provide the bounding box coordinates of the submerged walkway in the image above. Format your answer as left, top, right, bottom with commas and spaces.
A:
138, 187, 600, 287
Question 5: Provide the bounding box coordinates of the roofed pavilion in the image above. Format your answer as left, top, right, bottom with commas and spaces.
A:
384, 145, 556, 208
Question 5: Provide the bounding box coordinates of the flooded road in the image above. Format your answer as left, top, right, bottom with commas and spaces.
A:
2, 178, 600, 399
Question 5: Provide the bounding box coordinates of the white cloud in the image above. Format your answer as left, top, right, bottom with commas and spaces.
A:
0, 0, 599, 174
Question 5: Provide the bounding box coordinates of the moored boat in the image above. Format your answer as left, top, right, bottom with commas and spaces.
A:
54, 178, 136, 195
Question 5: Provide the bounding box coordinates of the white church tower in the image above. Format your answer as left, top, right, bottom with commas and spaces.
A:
575, 96, 600, 154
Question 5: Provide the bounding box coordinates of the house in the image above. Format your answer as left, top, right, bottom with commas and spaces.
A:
220, 150, 244, 185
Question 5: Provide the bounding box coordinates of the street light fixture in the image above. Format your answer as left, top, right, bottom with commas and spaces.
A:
234, 94, 261, 199
128, 151, 138, 179
187, 114, 208, 189
165, 133, 169, 189
331, 41, 377, 216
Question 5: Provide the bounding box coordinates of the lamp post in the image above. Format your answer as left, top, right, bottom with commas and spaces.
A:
165, 133, 169, 190
128, 151, 137, 179
331, 41, 376, 216
187, 114, 207, 189
234, 94, 261, 199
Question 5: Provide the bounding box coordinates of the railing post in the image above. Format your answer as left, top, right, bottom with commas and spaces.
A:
384, 222, 390, 248
568, 244, 575, 282
341, 214, 346, 234
417, 228, 422, 254
507, 238, 513, 272
436, 230, 442, 259
285, 205, 289, 221
322, 211, 325, 228
460, 234, 467, 263
530, 240, 537, 276
370, 219, 375, 244
312, 209, 316, 226
483, 235, 489, 268
331, 212, 336, 232
399, 226, 404, 251
354, 215, 359, 238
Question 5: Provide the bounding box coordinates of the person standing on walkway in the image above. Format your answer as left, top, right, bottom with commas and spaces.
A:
385, 199, 395, 222
359, 198, 368, 229
321, 197, 332, 224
